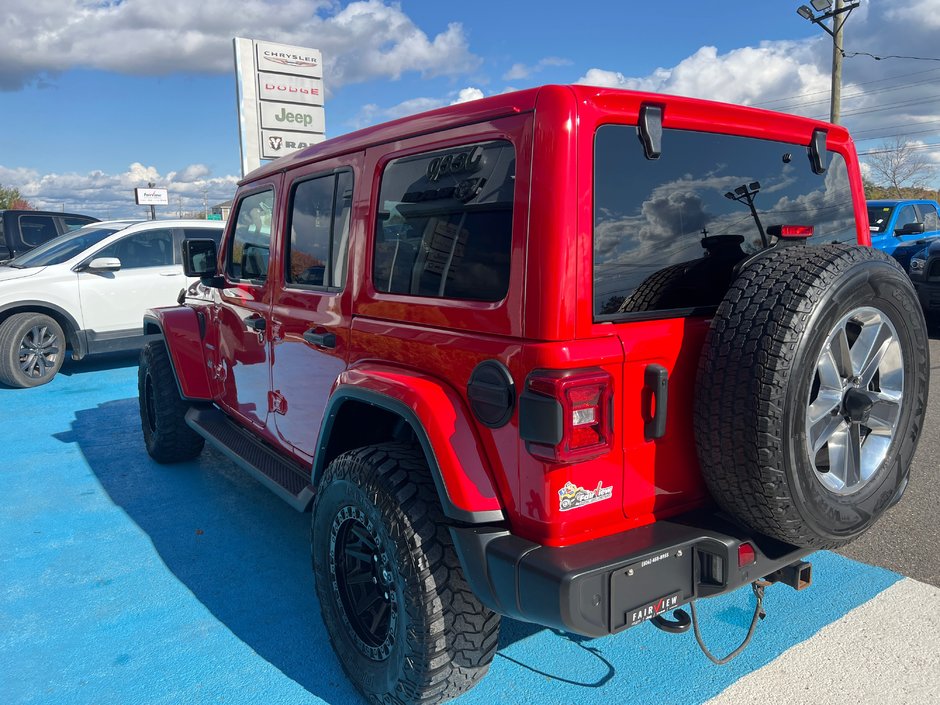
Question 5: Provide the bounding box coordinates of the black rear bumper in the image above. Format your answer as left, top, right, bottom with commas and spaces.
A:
450, 511, 810, 638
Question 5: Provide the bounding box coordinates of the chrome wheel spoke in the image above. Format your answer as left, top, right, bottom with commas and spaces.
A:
830, 327, 853, 379
855, 322, 894, 385
810, 409, 844, 453
866, 392, 901, 431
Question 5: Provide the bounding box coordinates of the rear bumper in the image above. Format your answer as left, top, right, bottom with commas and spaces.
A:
451, 511, 810, 638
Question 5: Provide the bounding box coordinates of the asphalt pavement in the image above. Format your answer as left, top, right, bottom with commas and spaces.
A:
837, 327, 940, 586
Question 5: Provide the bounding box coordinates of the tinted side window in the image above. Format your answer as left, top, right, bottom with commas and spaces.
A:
895, 205, 918, 231
97, 229, 175, 269
287, 171, 352, 288
18, 215, 59, 247
62, 216, 95, 232
594, 126, 856, 318
917, 204, 939, 232
227, 190, 274, 281
373, 140, 515, 302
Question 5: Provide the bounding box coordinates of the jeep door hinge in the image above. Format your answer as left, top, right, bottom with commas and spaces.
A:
268, 390, 287, 415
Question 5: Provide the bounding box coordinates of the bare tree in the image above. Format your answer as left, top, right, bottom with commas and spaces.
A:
864, 136, 936, 198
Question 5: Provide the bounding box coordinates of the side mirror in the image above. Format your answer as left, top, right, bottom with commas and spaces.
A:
182, 238, 219, 279
86, 257, 122, 272
896, 222, 926, 236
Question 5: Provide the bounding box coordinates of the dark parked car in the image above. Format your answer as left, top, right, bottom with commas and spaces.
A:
0, 210, 99, 263
908, 238, 940, 319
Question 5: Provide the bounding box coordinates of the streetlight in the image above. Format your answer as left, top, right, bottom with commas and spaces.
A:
796, 0, 860, 124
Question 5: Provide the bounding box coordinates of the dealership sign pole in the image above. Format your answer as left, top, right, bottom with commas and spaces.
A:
233, 38, 326, 177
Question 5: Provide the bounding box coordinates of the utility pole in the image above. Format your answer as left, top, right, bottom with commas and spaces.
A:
147, 181, 156, 221
830, 0, 844, 124
796, 0, 859, 124
203, 188, 209, 220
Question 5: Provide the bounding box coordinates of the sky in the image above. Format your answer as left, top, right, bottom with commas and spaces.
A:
1, 0, 939, 219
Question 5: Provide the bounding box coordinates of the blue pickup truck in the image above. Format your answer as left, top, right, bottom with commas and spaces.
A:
867, 199, 940, 269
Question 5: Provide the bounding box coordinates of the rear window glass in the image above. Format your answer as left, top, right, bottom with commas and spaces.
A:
373, 140, 515, 302
594, 126, 856, 319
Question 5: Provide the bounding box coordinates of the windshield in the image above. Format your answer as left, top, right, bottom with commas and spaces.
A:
593, 126, 857, 318
867, 204, 895, 234
9, 225, 123, 268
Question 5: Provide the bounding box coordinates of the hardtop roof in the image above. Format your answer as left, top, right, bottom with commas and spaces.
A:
242, 84, 847, 185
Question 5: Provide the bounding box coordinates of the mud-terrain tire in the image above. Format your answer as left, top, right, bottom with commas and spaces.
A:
138, 340, 204, 463
695, 244, 929, 549
312, 442, 500, 705
0, 312, 65, 388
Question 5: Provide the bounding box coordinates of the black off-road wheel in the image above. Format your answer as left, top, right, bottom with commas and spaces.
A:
0, 312, 66, 388
312, 442, 500, 705
138, 340, 204, 463
695, 244, 929, 549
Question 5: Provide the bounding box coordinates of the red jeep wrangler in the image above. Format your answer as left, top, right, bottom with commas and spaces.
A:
138, 85, 929, 704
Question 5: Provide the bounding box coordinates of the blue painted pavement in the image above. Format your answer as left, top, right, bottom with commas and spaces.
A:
0, 356, 903, 704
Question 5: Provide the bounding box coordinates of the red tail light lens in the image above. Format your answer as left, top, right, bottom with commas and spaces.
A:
738, 542, 756, 567
767, 224, 814, 239
522, 370, 613, 463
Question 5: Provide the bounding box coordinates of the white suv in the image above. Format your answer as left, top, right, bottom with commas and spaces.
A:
0, 219, 224, 388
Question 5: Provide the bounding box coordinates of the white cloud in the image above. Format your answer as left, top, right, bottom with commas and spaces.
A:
578, 42, 829, 110
0, 0, 480, 90
451, 87, 484, 104
0, 163, 238, 219
347, 86, 486, 129
502, 56, 571, 81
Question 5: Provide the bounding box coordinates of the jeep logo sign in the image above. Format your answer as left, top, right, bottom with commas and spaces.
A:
260, 102, 325, 133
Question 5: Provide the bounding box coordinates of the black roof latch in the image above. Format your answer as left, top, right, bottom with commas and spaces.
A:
637, 104, 664, 160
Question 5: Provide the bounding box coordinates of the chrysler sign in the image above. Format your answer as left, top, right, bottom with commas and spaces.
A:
234, 38, 326, 175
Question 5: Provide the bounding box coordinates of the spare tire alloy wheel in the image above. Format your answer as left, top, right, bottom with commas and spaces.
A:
0, 313, 65, 388
807, 307, 903, 495
695, 245, 929, 549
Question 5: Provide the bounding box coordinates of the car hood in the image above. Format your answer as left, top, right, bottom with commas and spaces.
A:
0, 265, 46, 282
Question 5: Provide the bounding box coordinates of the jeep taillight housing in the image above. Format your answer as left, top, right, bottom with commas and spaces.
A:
520, 369, 613, 463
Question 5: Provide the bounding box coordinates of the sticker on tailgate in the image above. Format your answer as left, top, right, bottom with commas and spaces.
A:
628, 592, 682, 627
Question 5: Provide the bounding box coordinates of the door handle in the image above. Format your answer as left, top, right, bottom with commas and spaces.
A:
303, 329, 336, 348
644, 364, 668, 441
245, 316, 266, 331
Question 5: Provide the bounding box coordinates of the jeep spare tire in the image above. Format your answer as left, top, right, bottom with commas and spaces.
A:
695, 244, 929, 549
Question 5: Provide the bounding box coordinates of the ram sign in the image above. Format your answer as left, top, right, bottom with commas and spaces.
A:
234, 38, 326, 175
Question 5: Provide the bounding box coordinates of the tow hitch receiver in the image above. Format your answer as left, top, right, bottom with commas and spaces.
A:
764, 560, 812, 591
651, 558, 813, 665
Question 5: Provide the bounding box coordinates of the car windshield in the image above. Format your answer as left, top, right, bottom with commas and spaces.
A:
8, 225, 124, 268
867, 204, 895, 234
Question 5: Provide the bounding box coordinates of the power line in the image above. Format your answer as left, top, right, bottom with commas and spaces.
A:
844, 51, 940, 63
752, 66, 940, 108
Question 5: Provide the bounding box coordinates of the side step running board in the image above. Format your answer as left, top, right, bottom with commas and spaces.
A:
185, 406, 314, 511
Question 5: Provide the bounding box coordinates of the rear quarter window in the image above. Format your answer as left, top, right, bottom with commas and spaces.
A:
373, 140, 515, 302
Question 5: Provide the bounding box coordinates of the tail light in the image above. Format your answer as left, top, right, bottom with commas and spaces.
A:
519, 369, 613, 463
767, 224, 814, 239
